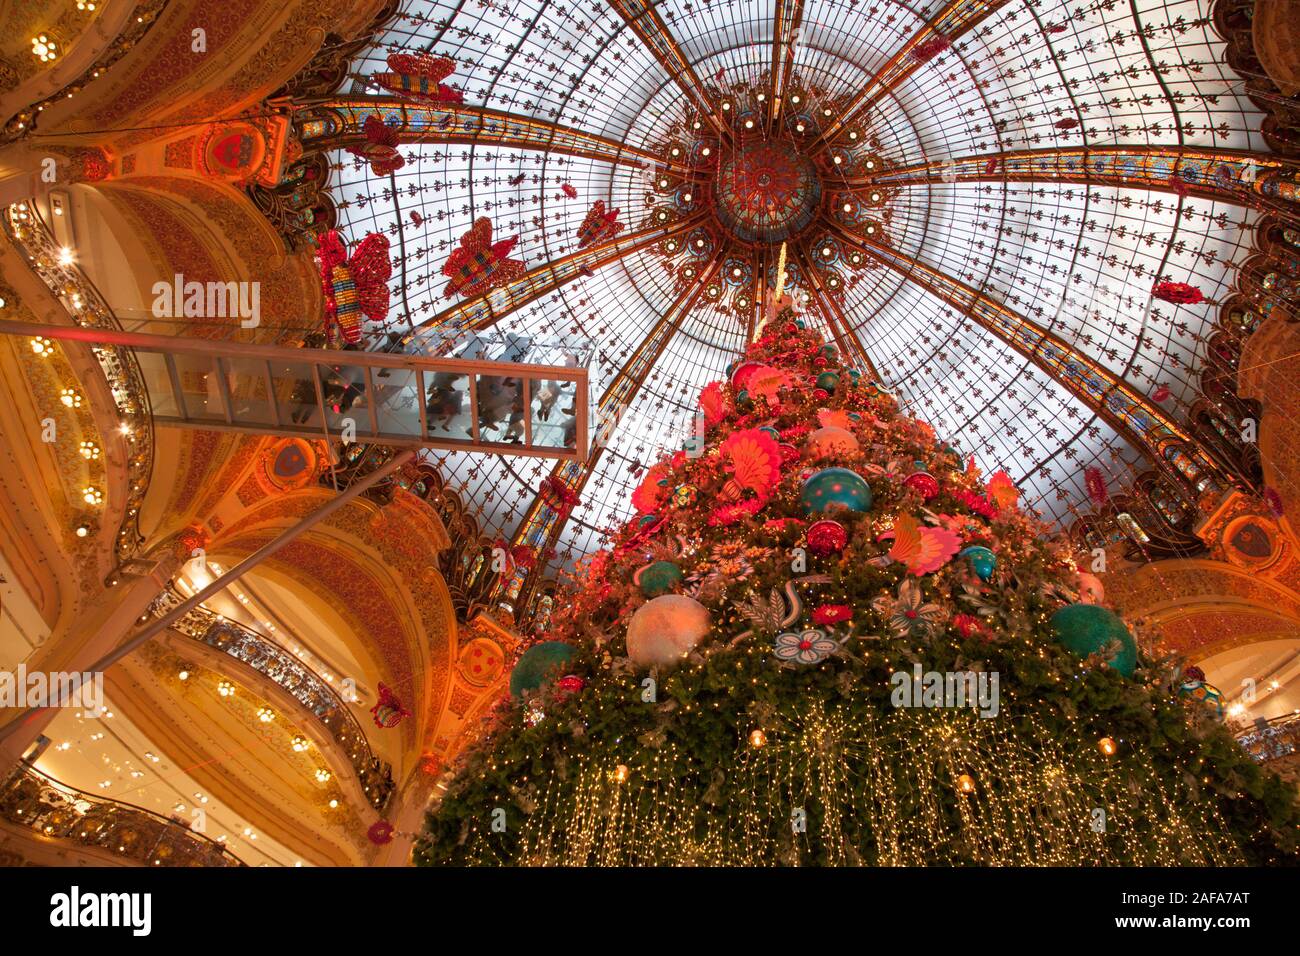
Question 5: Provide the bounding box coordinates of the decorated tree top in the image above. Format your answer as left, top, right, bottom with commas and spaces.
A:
417, 307, 1300, 867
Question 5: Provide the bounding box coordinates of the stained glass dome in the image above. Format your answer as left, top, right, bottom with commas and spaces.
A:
328, 0, 1276, 588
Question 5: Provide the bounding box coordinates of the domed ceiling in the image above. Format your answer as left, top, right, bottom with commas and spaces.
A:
329, 0, 1268, 575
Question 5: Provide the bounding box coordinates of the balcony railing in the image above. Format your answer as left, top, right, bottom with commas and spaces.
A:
0, 764, 244, 867
151, 587, 396, 811
3, 202, 154, 565
1235, 712, 1300, 763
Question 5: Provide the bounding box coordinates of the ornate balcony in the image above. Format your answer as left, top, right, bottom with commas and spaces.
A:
151, 587, 396, 811
0, 764, 244, 867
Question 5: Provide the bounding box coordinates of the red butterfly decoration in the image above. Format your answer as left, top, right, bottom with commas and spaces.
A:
442, 217, 526, 298
374, 52, 463, 104
346, 116, 405, 176
561, 183, 578, 199
576, 200, 624, 249
317, 230, 391, 345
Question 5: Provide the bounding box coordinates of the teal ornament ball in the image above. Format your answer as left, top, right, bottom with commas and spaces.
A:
510, 641, 576, 699
816, 371, 840, 393
759, 426, 781, 441
795, 319, 807, 330
959, 545, 997, 579
800, 467, 873, 515
637, 513, 659, 529
635, 560, 683, 597
736, 388, 752, 408
847, 369, 861, 383
1179, 680, 1225, 720
820, 344, 838, 362
1049, 604, 1137, 677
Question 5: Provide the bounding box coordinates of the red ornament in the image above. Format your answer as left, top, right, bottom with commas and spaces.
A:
555, 674, 586, 697
807, 519, 848, 557
538, 475, 581, 517
370, 683, 410, 729
951, 613, 987, 638
984, 156, 1000, 175
910, 35, 952, 63
1152, 281, 1207, 305
1084, 466, 1109, 508
903, 471, 940, 501
442, 217, 526, 298
561, 183, 578, 198
811, 604, 853, 625
1054, 118, 1080, 131
367, 820, 396, 845
317, 230, 392, 345
1152, 384, 1171, 402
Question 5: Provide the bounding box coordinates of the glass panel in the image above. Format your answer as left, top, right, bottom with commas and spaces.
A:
319, 363, 371, 436
224, 357, 276, 426
424, 371, 472, 441
528, 375, 575, 449
136, 352, 179, 418
474, 373, 523, 444
371, 367, 421, 438
269, 361, 320, 429
172, 354, 225, 421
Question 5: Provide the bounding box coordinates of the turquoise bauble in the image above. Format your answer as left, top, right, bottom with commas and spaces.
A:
510, 641, 576, 699
800, 467, 873, 515
736, 388, 752, 408
959, 545, 997, 579
1049, 604, 1138, 678
1179, 680, 1225, 720
637, 514, 659, 528
816, 371, 840, 393
795, 319, 807, 330
847, 369, 861, 383
759, 426, 781, 441
636, 560, 683, 597
725, 360, 739, 378
820, 344, 838, 362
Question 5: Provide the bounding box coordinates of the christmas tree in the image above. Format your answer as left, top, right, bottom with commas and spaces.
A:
416, 309, 1300, 866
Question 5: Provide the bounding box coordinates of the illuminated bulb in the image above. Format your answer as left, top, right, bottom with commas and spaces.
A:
315, 769, 331, 783
329, 799, 339, 809
1098, 737, 1117, 756
32, 36, 57, 62
257, 707, 275, 723
613, 764, 629, 783
795, 123, 806, 132
822, 246, 833, 257
956, 774, 976, 794
58, 246, 74, 266
682, 192, 692, 202
30, 336, 53, 356
77, 1, 97, 9
658, 178, 669, 188
748, 729, 767, 748
291, 735, 310, 752
60, 388, 82, 407
721, 101, 731, 111
178, 670, 189, 681
790, 95, 800, 104
823, 107, 832, 116
82, 487, 102, 506
744, 119, 754, 129
78, 441, 100, 460
217, 680, 235, 698
833, 155, 843, 165
701, 147, 711, 156
843, 203, 853, 213
670, 147, 681, 157
74, 523, 90, 538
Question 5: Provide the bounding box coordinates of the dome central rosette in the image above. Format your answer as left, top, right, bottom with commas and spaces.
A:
712, 138, 822, 244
